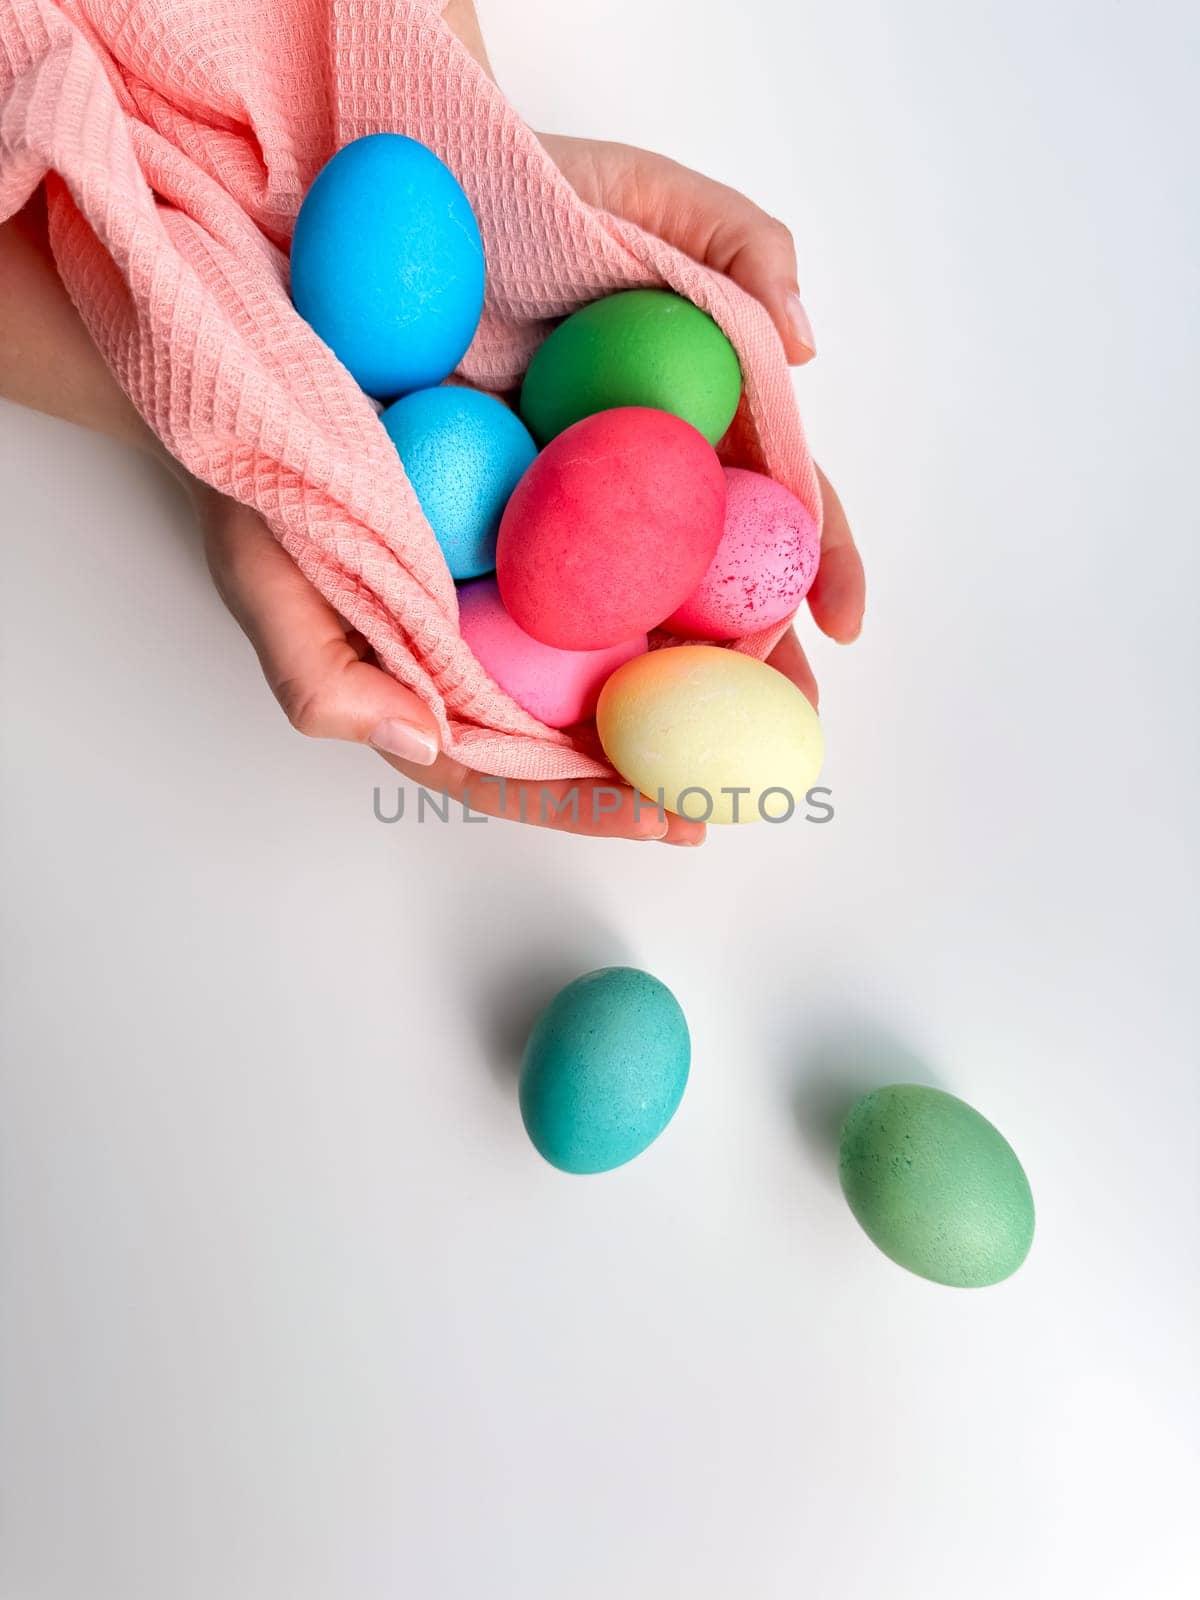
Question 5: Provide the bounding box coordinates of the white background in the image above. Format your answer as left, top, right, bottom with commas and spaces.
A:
2, 1, 1198, 1595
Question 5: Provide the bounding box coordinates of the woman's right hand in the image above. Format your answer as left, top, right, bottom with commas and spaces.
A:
196, 486, 708, 845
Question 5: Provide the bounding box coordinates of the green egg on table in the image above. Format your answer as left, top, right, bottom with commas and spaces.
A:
519, 288, 743, 446
519, 967, 690, 1175
838, 1084, 1035, 1287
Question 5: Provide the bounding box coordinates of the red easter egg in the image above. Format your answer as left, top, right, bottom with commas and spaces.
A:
495, 407, 727, 649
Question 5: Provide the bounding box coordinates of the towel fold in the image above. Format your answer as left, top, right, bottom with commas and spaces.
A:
0, 0, 820, 780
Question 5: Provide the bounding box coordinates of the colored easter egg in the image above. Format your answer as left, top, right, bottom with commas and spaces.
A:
664, 467, 821, 640
596, 645, 823, 825
496, 408, 726, 649
839, 1085, 1035, 1287
381, 387, 536, 580
458, 579, 646, 727
291, 134, 485, 398
519, 967, 690, 1174
520, 289, 742, 446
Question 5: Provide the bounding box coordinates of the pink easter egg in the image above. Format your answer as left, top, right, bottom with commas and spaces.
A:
663, 467, 821, 641
495, 407, 726, 649
458, 578, 647, 729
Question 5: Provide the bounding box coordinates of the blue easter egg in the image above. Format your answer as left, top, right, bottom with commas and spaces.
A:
519, 968, 690, 1175
290, 133, 485, 399
381, 387, 536, 579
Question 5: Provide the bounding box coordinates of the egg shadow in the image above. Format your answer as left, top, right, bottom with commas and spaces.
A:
461, 896, 635, 1093
789, 1018, 949, 1196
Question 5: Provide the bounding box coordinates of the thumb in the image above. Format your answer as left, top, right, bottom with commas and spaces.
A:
202, 495, 440, 764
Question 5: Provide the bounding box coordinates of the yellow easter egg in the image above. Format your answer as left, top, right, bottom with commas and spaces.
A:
596, 645, 824, 825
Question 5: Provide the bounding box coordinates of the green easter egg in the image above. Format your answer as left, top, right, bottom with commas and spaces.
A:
519, 289, 743, 446
519, 967, 690, 1175
839, 1085, 1035, 1287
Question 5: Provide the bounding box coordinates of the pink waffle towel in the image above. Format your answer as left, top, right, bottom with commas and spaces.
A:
0, 0, 820, 780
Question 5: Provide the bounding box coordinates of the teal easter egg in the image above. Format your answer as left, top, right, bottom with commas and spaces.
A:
839, 1085, 1035, 1287
519, 968, 690, 1174
381, 386, 536, 579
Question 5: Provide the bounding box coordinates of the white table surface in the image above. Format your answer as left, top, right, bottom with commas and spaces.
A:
2, 2, 1197, 1595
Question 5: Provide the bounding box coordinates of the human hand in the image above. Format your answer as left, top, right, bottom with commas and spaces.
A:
537, 133, 866, 675
196, 486, 707, 845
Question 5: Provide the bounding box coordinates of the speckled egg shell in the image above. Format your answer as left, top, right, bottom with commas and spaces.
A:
664, 467, 821, 640
381, 387, 536, 580
596, 645, 823, 825
496, 408, 726, 649
519, 967, 690, 1175
839, 1085, 1035, 1287
457, 578, 646, 727
519, 289, 743, 446
290, 134, 485, 399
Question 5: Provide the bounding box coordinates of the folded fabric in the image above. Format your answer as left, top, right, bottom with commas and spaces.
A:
0, 0, 821, 780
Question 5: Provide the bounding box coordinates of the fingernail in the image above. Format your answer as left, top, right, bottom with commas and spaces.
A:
786, 293, 816, 359
836, 614, 864, 644
368, 717, 439, 766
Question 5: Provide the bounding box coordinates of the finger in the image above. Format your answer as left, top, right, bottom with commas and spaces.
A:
705, 201, 816, 367
205, 499, 440, 762
767, 626, 819, 709
617, 149, 816, 365
375, 748, 702, 842
808, 465, 865, 643
662, 810, 708, 846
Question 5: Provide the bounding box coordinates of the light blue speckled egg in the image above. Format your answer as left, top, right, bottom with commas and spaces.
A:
519, 968, 690, 1175
290, 134, 485, 399
381, 386, 537, 579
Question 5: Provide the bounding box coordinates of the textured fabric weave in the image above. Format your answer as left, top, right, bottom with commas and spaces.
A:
0, 0, 820, 779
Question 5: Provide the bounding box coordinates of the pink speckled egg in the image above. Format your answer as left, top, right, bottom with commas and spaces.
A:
458, 578, 647, 728
663, 467, 821, 641
495, 407, 726, 649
